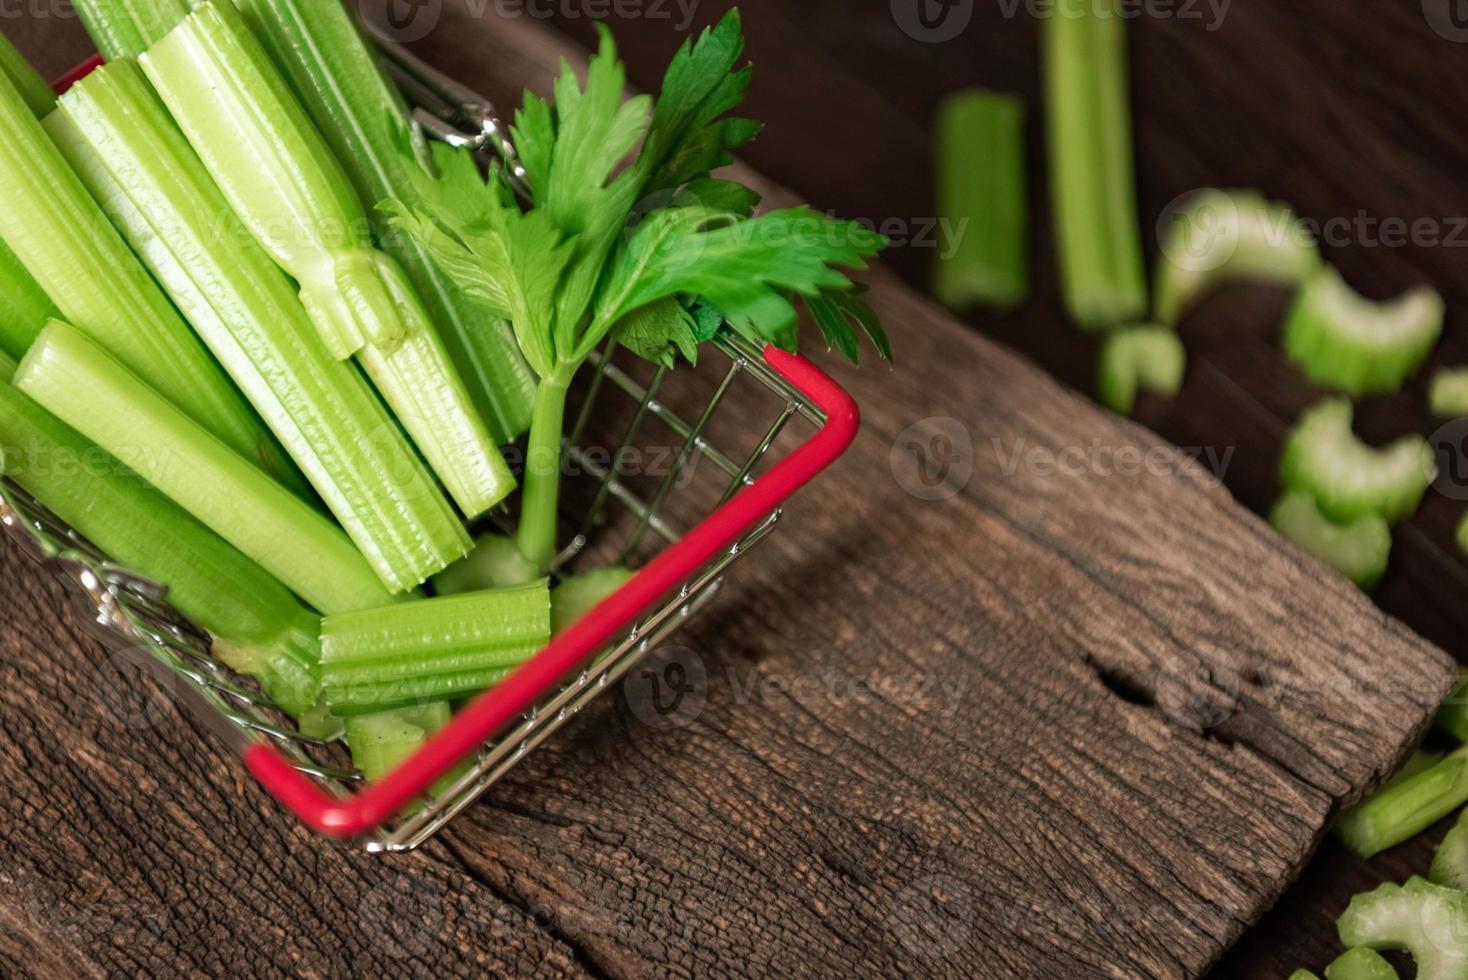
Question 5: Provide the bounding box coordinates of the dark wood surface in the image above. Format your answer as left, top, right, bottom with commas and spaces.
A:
0, 3, 1458, 977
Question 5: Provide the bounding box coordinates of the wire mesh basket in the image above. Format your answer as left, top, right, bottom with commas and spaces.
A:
2, 45, 860, 851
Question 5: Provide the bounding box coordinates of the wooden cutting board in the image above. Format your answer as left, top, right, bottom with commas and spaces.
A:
0, 6, 1454, 977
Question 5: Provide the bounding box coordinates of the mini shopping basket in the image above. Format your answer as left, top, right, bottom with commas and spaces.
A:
0, 42, 860, 851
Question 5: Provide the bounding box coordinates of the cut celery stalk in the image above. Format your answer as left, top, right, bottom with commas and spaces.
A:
933, 89, 1028, 312
0, 68, 293, 485
1325, 948, 1400, 980
1432, 808, 1468, 893
1338, 746, 1468, 857
0, 376, 321, 717
552, 567, 636, 635
72, 0, 194, 59
15, 322, 395, 614
0, 30, 54, 117
0, 348, 14, 381
233, 0, 537, 445
142, 1, 515, 516
1338, 877, 1468, 980
1439, 670, 1468, 743
1154, 189, 1322, 325
1285, 266, 1445, 396
322, 582, 550, 714
1431, 368, 1468, 418
51, 59, 472, 591
345, 702, 451, 782
1280, 398, 1435, 525
431, 534, 540, 596
0, 236, 58, 360
1096, 325, 1185, 415
1270, 492, 1391, 591
1042, 0, 1147, 329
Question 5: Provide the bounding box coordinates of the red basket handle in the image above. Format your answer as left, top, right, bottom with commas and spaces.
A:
247, 346, 861, 836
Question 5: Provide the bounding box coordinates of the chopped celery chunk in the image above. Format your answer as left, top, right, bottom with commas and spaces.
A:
1338, 877, 1468, 980
933, 89, 1028, 312
1431, 368, 1468, 418
432, 534, 540, 596
1096, 325, 1185, 415
0, 235, 58, 360
72, 0, 193, 59
1280, 398, 1434, 525
1270, 491, 1391, 591
1338, 746, 1468, 857
1432, 807, 1468, 893
1326, 948, 1399, 980
345, 703, 452, 783
1284, 266, 1445, 396
1154, 188, 1321, 325
552, 568, 636, 635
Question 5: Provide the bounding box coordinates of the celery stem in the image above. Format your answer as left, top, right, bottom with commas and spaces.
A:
517, 366, 577, 573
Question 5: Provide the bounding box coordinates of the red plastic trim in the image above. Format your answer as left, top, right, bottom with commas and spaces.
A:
52, 54, 105, 94
246, 347, 860, 836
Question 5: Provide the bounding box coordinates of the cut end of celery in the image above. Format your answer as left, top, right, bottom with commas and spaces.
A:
1270, 491, 1392, 591
1431, 367, 1468, 419
432, 534, 541, 595
552, 567, 636, 635
1096, 325, 1185, 416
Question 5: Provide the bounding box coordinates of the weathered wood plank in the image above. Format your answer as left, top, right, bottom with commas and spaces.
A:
0, 6, 1456, 978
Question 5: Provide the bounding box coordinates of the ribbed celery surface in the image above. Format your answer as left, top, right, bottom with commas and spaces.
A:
322, 582, 551, 714
72, 0, 194, 59
0, 375, 321, 717
934, 89, 1028, 312
142, 1, 515, 516
1338, 878, 1468, 979
51, 59, 472, 593
1042, 0, 1147, 329
0, 30, 54, 117
15, 322, 395, 615
0, 66, 296, 488
235, 0, 538, 446
0, 237, 58, 360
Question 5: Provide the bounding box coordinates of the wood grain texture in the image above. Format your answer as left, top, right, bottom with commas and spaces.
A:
0, 4, 1455, 978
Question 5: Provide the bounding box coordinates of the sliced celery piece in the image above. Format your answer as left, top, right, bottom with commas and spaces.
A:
1042, 0, 1147, 329
552, 567, 636, 635
1325, 948, 1400, 980
322, 582, 550, 714
16, 322, 394, 614
142, 1, 515, 516
1096, 325, 1185, 415
1289, 972, 1321, 980
234, 0, 537, 445
933, 89, 1028, 312
1338, 877, 1468, 980
72, 0, 193, 60
1154, 189, 1321, 325
0, 376, 321, 718
1439, 670, 1468, 743
1432, 808, 1468, 893
1280, 398, 1435, 525
1270, 491, 1391, 591
1285, 266, 1445, 396
0, 68, 292, 484
0, 236, 58, 360
51, 59, 471, 592
1338, 746, 1468, 857
344, 702, 451, 782
1431, 368, 1468, 418
0, 30, 54, 117
431, 534, 540, 596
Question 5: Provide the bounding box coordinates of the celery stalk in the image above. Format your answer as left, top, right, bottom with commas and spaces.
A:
552, 568, 635, 634
51, 59, 472, 593
15, 321, 396, 615
1431, 807, 1468, 892
0, 236, 58, 360
345, 703, 452, 782
1096, 325, 1185, 415
233, 0, 537, 445
142, 1, 516, 516
1439, 670, 1468, 742
1325, 948, 1399, 980
0, 376, 321, 717
1280, 398, 1435, 525
1043, 0, 1147, 329
431, 534, 540, 596
1337, 878, 1468, 979
933, 89, 1028, 312
0, 30, 54, 117
0, 68, 297, 488
321, 582, 550, 714
72, 0, 194, 60
1338, 746, 1468, 857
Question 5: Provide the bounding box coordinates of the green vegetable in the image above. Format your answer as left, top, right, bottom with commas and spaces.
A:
1326, 947, 1400, 980
15, 321, 395, 614
345, 702, 451, 783
72, 0, 194, 59
1280, 398, 1434, 525
1432, 807, 1468, 893
1431, 368, 1468, 418
1438, 670, 1468, 743
1095, 325, 1185, 415
1042, 0, 1147, 329
1271, 491, 1391, 590
1289, 972, 1321, 980
1338, 745, 1468, 858
0, 236, 58, 361
1387, 751, 1450, 791
0, 375, 320, 718
552, 567, 636, 634
431, 534, 540, 595
1284, 266, 1445, 396
393, 14, 887, 570
321, 582, 551, 714
50, 60, 481, 589
1154, 189, 1321, 325
0, 66, 294, 486
141, 1, 514, 518
0, 30, 55, 117
232, 0, 537, 446
1338, 877, 1468, 980
933, 89, 1028, 312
